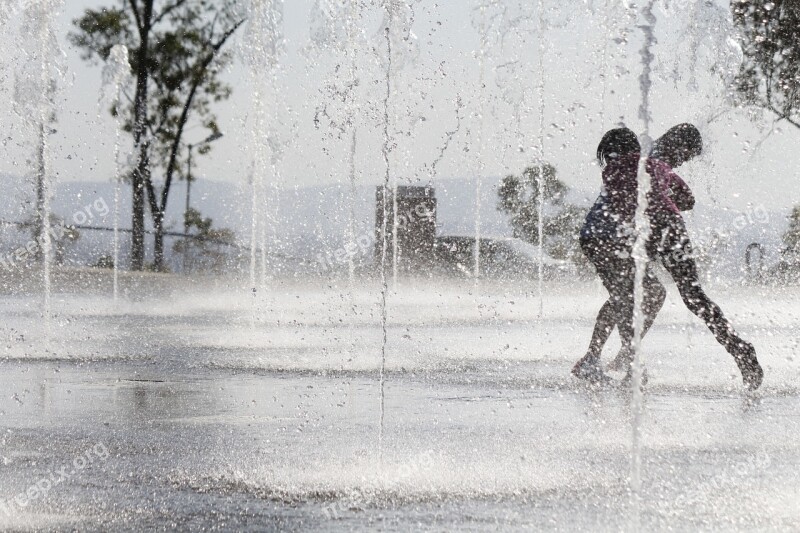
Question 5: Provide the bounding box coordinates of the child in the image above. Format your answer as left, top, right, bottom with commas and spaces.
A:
575, 124, 764, 390
644, 124, 763, 389
572, 128, 667, 383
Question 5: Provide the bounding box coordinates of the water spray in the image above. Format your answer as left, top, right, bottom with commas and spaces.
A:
378, 1, 395, 465
630, 0, 657, 523
101, 45, 131, 303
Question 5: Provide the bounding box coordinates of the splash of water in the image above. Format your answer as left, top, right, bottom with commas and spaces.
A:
346, 0, 359, 283
248, 165, 258, 325
366, 1, 420, 285
378, 4, 394, 462
473, 2, 488, 282
630, 0, 657, 524
308, 0, 363, 284
683, 0, 698, 352
260, 169, 268, 287
243, 0, 284, 302
13, 0, 65, 341
536, 0, 546, 316
597, 0, 611, 130
344, 0, 360, 404
101, 45, 131, 303
330, 0, 361, 284
429, 96, 463, 185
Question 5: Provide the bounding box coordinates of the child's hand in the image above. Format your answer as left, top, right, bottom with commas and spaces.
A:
673, 190, 695, 211
669, 176, 695, 211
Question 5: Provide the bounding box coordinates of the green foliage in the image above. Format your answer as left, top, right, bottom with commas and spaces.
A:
784, 205, 800, 252
732, 0, 800, 129
542, 203, 587, 264
173, 208, 237, 273
70, 8, 132, 61
497, 165, 563, 245
69, 1, 241, 181
497, 164, 587, 264
22, 213, 81, 265
69, 1, 245, 269
144, 261, 171, 273
94, 255, 115, 269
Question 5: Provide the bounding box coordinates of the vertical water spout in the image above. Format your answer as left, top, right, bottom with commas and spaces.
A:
630, 0, 657, 524
474, 1, 488, 282
346, 0, 359, 285
243, 0, 284, 303
536, 0, 546, 317
378, 1, 395, 464
101, 45, 131, 303
15, 1, 65, 341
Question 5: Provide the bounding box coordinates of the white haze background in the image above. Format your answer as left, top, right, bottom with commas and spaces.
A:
0, 0, 795, 269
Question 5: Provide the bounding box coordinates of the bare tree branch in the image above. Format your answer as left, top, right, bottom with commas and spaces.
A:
126, 0, 143, 35
153, 0, 189, 25
155, 18, 246, 214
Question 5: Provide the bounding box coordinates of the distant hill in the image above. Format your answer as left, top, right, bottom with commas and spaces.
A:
0, 173, 788, 277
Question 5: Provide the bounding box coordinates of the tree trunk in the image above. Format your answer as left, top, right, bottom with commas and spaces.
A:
152, 209, 165, 271
147, 22, 244, 272
130, 0, 154, 271
144, 171, 166, 272
131, 142, 148, 270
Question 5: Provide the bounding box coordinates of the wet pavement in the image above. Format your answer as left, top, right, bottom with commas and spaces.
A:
0, 278, 798, 531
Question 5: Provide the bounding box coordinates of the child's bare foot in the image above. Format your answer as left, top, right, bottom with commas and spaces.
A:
572, 354, 613, 385
606, 348, 632, 372
733, 341, 763, 391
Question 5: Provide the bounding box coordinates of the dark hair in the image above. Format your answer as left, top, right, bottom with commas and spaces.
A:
651, 123, 703, 167
597, 128, 640, 167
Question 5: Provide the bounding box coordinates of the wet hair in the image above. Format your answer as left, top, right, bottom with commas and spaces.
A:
651, 123, 703, 167
596, 128, 640, 167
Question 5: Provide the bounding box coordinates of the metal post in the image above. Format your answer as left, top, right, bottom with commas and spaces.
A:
185, 144, 193, 237
184, 144, 193, 273
182, 132, 223, 273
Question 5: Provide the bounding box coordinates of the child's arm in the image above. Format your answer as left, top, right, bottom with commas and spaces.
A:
668, 172, 695, 211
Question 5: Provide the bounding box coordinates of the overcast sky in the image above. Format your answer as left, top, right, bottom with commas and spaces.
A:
2, 0, 799, 216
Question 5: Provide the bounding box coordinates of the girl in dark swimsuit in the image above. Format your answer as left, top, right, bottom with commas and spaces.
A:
571, 128, 667, 384
573, 125, 763, 390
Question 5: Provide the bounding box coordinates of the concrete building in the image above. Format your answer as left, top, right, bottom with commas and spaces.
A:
374, 186, 437, 272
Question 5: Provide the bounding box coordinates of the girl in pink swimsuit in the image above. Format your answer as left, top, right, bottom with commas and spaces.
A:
574, 124, 763, 390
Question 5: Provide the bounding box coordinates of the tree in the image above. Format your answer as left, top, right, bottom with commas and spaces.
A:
497, 164, 587, 264
732, 0, 800, 129
542, 203, 587, 265
769, 205, 800, 282
784, 205, 800, 253
173, 208, 237, 273
70, 1, 245, 271
21, 213, 81, 265
497, 164, 564, 244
